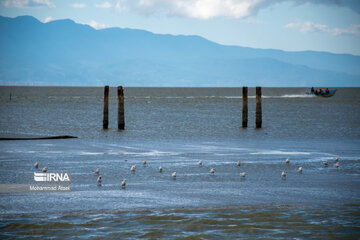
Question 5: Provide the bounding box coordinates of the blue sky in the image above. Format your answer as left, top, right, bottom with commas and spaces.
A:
1, 0, 360, 55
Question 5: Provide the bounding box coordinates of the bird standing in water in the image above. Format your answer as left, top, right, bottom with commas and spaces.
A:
121, 179, 126, 188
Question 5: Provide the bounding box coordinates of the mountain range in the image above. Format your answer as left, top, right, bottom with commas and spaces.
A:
0, 15, 359, 86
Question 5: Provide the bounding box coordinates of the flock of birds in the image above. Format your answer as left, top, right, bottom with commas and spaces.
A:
33, 156, 340, 188
281, 157, 339, 177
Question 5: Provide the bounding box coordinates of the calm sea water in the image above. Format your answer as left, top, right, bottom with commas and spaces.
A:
0, 87, 359, 239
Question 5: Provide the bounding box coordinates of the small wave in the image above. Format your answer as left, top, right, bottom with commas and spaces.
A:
279, 94, 314, 98
244, 94, 314, 99
250, 150, 310, 155
214, 153, 236, 156
222, 96, 241, 99
126, 95, 312, 99
118, 150, 178, 157
76, 151, 104, 156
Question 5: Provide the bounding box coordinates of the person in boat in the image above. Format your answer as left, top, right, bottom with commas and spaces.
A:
318, 89, 322, 95
311, 87, 315, 94
325, 88, 329, 94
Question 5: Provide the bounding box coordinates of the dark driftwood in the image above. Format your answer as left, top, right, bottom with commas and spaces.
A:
256, 86, 262, 128
103, 85, 109, 129
242, 86, 248, 128
117, 86, 125, 130
0, 135, 77, 140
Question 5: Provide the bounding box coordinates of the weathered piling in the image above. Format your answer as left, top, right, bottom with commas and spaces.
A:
103, 85, 109, 129
256, 86, 262, 128
117, 86, 125, 130
242, 87, 248, 128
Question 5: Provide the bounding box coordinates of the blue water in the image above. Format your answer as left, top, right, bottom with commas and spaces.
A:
0, 87, 359, 239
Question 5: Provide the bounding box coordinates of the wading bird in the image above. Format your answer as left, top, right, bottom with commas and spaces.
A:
121, 179, 126, 188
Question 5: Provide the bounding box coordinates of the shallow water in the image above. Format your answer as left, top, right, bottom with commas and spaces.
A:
1, 205, 359, 239
0, 87, 359, 238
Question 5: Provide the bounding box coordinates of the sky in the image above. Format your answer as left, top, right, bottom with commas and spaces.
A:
0, 0, 360, 55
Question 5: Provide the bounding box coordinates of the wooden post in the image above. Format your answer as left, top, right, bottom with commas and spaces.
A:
256, 86, 262, 128
103, 85, 109, 129
118, 86, 125, 130
242, 87, 248, 128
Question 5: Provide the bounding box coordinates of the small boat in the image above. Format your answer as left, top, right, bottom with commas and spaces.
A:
312, 88, 337, 98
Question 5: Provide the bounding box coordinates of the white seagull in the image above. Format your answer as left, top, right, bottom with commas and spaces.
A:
130, 165, 136, 172
323, 161, 328, 167
42, 167, 48, 173
198, 160, 203, 166
298, 167, 303, 173
281, 171, 286, 178
97, 175, 102, 184
240, 172, 246, 178
94, 168, 100, 174
285, 158, 290, 164
121, 179, 126, 187
210, 168, 215, 174
159, 166, 163, 173
334, 162, 340, 168
34, 162, 39, 169
237, 161, 241, 167
334, 157, 339, 162
172, 172, 177, 178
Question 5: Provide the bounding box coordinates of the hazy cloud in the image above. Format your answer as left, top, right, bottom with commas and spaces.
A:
285, 21, 360, 36
114, 0, 270, 19
2, 0, 55, 8
72, 3, 86, 8
294, 0, 360, 14
88, 20, 108, 29
109, 0, 360, 19
44, 16, 53, 22
96, 1, 112, 8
